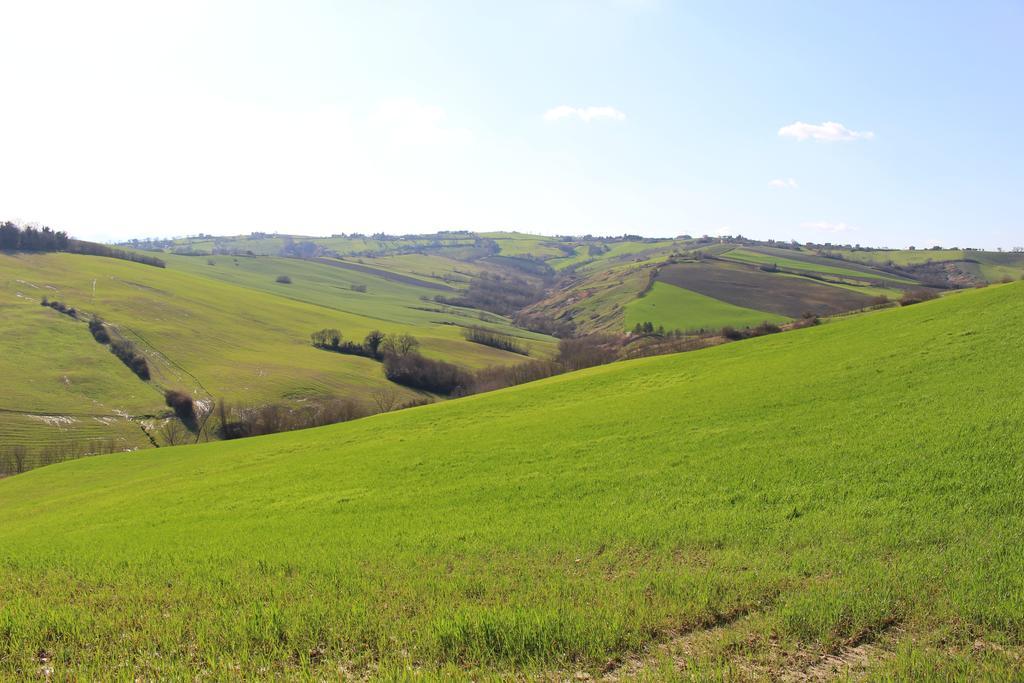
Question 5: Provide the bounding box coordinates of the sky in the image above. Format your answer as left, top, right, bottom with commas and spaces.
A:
1, 0, 1022, 249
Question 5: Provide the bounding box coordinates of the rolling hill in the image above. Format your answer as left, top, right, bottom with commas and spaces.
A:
143, 231, 1022, 338
624, 281, 789, 332
828, 247, 1024, 287
1, 281, 1021, 679
4, 229, 1020, 472
0, 249, 556, 463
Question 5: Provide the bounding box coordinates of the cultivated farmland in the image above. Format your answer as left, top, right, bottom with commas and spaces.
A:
624, 281, 787, 332
655, 260, 877, 318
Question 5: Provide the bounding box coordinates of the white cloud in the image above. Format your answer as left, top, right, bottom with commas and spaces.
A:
768, 178, 799, 189
801, 221, 859, 233
543, 105, 626, 123
778, 121, 874, 142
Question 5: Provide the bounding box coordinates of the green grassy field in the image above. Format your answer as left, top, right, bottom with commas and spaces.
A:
525, 254, 884, 336
721, 247, 913, 285
832, 248, 1024, 282
485, 233, 569, 259
569, 239, 680, 273
155, 234, 976, 342
162, 253, 550, 341
839, 248, 971, 267
1, 282, 1021, 679
1, 252, 555, 454
625, 281, 787, 332
172, 234, 479, 258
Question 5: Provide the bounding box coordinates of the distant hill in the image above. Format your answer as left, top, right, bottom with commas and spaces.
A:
134, 231, 1024, 337
1, 281, 1021, 678
4, 226, 1021, 467
0, 248, 555, 464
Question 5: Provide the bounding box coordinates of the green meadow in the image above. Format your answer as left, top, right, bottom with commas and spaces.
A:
0, 252, 555, 452
833, 248, 1024, 281
624, 281, 787, 332
1, 282, 1021, 679
720, 247, 914, 284
162, 253, 551, 342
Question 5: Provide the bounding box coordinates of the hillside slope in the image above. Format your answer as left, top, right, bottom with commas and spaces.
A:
1, 251, 555, 458
1, 283, 1022, 679
139, 232, 1020, 336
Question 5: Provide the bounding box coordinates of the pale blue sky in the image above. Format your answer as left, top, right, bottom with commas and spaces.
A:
1, 1, 1021, 248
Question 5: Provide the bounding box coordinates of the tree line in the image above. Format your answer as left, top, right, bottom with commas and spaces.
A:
311, 326, 631, 396
1, 439, 126, 477
462, 326, 528, 355
2, 220, 165, 267
311, 328, 419, 360
311, 328, 471, 394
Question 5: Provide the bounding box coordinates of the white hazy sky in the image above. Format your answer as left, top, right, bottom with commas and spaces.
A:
1, 0, 1022, 248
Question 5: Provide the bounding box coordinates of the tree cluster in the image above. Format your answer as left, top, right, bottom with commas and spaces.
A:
164, 390, 198, 431
311, 329, 419, 360
382, 353, 474, 395
435, 273, 545, 316
1, 222, 69, 251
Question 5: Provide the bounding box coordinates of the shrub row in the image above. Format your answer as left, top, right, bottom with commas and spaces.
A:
719, 321, 783, 341
899, 289, 939, 306
87, 317, 110, 343
40, 297, 77, 319
6, 221, 165, 266
216, 398, 370, 440
40, 298, 149, 380
84, 313, 151, 380
110, 339, 151, 381
383, 353, 474, 395
69, 239, 165, 268
463, 326, 528, 355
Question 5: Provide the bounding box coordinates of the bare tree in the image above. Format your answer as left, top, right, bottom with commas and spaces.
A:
193, 399, 215, 442
363, 330, 385, 357
380, 333, 420, 357
160, 419, 188, 446
372, 386, 400, 413
11, 446, 28, 474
